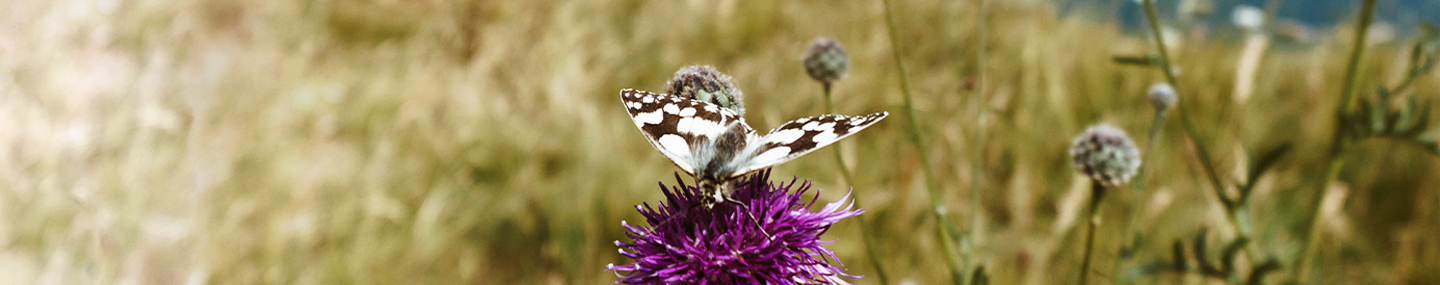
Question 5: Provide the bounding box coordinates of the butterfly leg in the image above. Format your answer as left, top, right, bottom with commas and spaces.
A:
723, 196, 772, 239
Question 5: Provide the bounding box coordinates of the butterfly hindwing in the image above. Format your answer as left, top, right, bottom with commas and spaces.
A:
729, 112, 889, 177
620, 89, 747, 174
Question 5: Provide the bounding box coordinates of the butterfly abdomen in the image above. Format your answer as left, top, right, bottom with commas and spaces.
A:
694, 121, 750, 184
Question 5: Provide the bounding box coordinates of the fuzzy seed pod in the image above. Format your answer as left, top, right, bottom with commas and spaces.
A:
665, 65, 745, 116
1070, 124, 1142, 187
803, 37, 849, 85
1148, 83, 1178, 112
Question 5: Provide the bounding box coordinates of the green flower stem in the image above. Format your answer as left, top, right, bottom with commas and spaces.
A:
967, 0, 988, 272
821, 83, 891, 285
881, 0, 966, 283
1295, 1, 1377, 282
1112, 109, 1167, 283
1079, 180, 1106, 285
1140, 0, 1261, 272
1139, 1, 1224, 193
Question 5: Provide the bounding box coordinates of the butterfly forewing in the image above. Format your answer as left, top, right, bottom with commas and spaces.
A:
728, 112, 889, 177
620, 89, 747, 175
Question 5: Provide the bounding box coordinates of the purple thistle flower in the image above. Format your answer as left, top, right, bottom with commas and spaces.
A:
608, 170, 863, 284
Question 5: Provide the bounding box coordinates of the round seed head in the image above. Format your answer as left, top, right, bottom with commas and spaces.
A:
1148, 83, 1178, 112
665, 65, 745, 116
803, 37, 849, 85
1069, 124, 1141, 187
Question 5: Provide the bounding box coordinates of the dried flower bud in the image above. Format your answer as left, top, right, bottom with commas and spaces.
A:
803, 37, 849, 85
665, 65, 745, 116
1070, 124, 1142, 187
1148, 83, 1178, 112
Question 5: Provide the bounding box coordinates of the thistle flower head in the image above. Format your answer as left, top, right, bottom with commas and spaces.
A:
1069, 124, 1141, 187
608, 170, 862, 284
1147, 83, 1178, 112
802, 37, 849, 85
666, 65, 745, 116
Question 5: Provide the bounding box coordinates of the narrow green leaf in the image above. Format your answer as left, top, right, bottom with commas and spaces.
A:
1373, 87, 1391, 134
1415, 129, 1440, 156
1192, 229, 1221, 275
1121, 232, 1144, 259
1112, 55, 1158, 66
970, 266, 989, 285
1243, 143, 1292, 201
1246, 259, 1282, 285
1171, 240, 1187, 272
1221, 237, 1250, 273
1396, 96, 1418, 132
1405, 99, 1433, 137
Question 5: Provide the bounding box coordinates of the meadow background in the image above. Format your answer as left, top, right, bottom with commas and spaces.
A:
2, 0, 1438, 284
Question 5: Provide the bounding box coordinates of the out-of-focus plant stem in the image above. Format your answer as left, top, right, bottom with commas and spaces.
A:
965, 0, 988, 281
1112, 108, 1167, 283
1140, 0, 1260, 267
1294, 0, 1377, 282
821, 83, 891, 285
1079, 180, 1105, 285
1139, 0, 1223, 192
881, 0, 965, 283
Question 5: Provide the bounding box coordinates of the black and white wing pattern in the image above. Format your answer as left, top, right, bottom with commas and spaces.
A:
728, 112, 888, 177
619, 88, 749, 174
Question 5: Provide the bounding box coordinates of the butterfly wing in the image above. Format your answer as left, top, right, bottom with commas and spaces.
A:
620, 89, 748, 175
728, 112, 889, 177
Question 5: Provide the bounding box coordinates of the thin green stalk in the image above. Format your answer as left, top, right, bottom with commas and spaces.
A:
1139, 0, 1225, 193
1079, 180, 1106, 285
1112, 109, 1167, 283
966, 0, 988, 279
1137, 110, 1167, 194
1141, 0, 1264, 273
880, 0, 965, 283
1294, 2, 1376, 281
1338, 0, 1378, 112
822, 83, 891, 285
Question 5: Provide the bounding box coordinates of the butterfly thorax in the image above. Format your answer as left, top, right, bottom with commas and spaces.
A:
691, 121, 754, 209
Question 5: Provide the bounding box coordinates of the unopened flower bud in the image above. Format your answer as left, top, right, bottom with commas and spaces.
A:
802, 37, 849, 85
665, 65, 745, 116
1148, 83, 1178, 112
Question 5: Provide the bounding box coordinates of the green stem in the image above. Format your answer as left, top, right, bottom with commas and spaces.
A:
1141, 0, 1266, 278
1140, 0, 1178, 85
1292, 0, 1375, 282
1112, 109, 1167, 284
1338, 0, 1377, 113
822, 83, 891, 285
881, 0, 965, 283
1139, 0, 1224, 192
966, 0, 988, 280
1079, 180, 1106, 285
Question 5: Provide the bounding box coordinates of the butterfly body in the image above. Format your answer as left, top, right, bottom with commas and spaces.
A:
620, 89, 886, 209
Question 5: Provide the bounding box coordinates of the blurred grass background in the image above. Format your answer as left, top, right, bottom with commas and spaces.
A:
1, 0, 1438, 284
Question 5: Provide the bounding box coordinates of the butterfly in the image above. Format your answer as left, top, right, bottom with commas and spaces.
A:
620, 88, 888, 209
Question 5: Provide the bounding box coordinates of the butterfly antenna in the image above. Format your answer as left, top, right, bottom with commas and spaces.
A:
724, 197, 772, 239
638, 210, 682, 238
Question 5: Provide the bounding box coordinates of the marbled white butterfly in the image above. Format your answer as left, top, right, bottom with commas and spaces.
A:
620, 88, 887, 209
